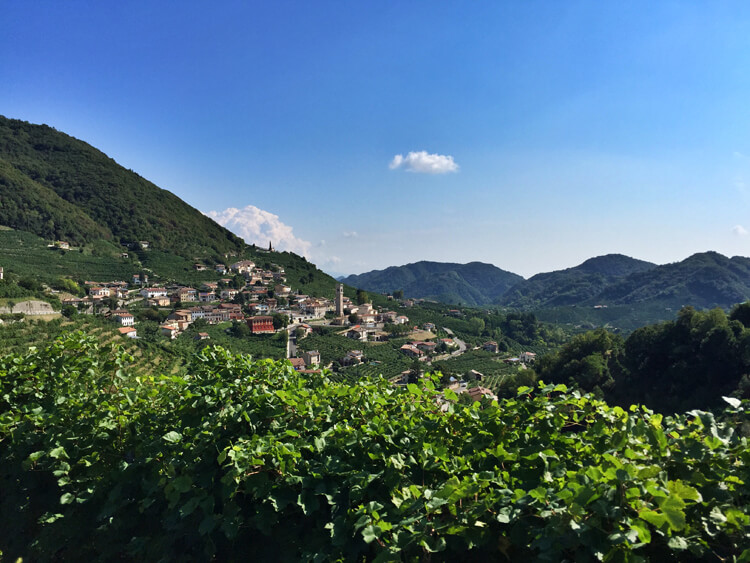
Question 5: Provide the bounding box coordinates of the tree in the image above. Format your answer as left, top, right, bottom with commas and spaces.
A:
61, 305, 77, 318
393, 290, 404, 300
272, 313, 289, 330
356, 289, 368, 305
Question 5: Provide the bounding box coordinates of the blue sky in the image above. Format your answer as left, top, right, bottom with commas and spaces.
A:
3, 1, 750, 277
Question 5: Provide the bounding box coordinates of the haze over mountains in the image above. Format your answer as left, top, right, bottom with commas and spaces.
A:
343, 252, 750, 311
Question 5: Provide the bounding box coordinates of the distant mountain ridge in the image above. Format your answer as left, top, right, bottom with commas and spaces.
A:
339, 261, 523, 306
345, 252, 750, 312
498, 254, 658, 308
0, 115, 245, 258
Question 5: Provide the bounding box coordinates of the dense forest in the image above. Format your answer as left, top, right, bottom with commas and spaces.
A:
537, 304, 750, 413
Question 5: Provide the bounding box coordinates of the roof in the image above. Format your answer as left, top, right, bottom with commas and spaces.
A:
118, 327, 136, 335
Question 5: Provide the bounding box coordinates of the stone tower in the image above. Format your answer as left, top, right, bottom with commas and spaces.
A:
335, 283, 344, 316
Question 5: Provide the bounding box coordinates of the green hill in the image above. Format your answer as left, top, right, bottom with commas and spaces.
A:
599, 251, 750, 308
0, 115, 245, 258
499, 254, 657, 308
339, 261, 523, 306
500, 252, 750, 321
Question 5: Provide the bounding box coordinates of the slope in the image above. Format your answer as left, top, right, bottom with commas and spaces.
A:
599, 251, 750, 308
340, 261, 523, 306
498, 254, 657, 309
0, 115, 244, 258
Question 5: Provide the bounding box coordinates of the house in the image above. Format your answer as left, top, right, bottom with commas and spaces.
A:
160, 324, 179, 339
415, 341, 437, 354
215, 264, 227, 274
116, 288, 129, 299
249, 303, 269, 315
148, 296, 171, 307
274, 284, 291, 295
342, 350, 364, 366
0, 266, 4, 280
175, 287, 198, 302
112, 310, 134, 327
89, 286, 111, 298
132, 274, 148, 286
218, 303, 244, 320
140, 287, 168, 299
302, 350, 321, 366
394, 315, 410, 325
379, 311, 398, 323
55, 241, 70, 250
169, 310, 193, 324
289, 358, 306, 371
466, 369, 484, 382
118, 326, 137, 338
400, 344, 423, 358
346, 326, 368, 341
220, 288, 239, 301
519, 352, 537, 363
482, 341, 499, 353
422, 322, 436, 331
247, 316, 275, 334
296, 323, 313, 337
139, 241, 150, 249
194, 332, 210, 341
198, 291, 218, 303
120, 252, 129, 259
465, 386, 498, 402
230, 260, 255, 274
193, 263, 207, 271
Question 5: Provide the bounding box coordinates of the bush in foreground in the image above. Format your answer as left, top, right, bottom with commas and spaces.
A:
1, 333, 748, 561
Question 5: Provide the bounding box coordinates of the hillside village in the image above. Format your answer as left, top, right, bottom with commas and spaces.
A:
0, 249, 537, 401
53, 256, 432, 373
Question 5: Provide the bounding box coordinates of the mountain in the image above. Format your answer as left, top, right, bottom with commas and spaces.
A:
0, 116, 245, 258
500, 252, 750, 312
498, 254, 657, 308
339, 261, 524, 306
598, 251, 750, 308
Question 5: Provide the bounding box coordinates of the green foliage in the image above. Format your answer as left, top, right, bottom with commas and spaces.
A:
1, 336, 749, 560
0, 116, 246, 257
537, 307, 750, 413
0, 229, 134, 283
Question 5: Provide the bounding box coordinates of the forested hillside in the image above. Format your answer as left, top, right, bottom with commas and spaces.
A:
0, 116, 245, 258
498, 254, 657, 308
340, 261, 523, 306
537, 303, 750, 413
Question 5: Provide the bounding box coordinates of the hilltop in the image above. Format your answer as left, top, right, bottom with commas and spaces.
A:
500, 252, 750, 311
0, 115, 244, 258
339, 261, 523, 306
498, 254, 657, 308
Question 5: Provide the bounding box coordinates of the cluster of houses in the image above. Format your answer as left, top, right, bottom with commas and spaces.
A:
63, 263, 420, 346
61, 259, 303, 339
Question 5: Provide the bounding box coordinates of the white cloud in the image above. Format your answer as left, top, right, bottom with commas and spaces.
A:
343, 231, 358, 238
206, 205, 312, 256
389, 151, 459, 174
733, 225, 748, 236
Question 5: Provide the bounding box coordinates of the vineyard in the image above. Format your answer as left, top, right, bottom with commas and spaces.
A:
1, 334, 748, 561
